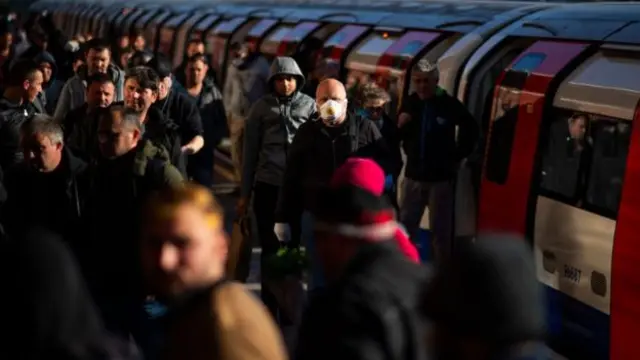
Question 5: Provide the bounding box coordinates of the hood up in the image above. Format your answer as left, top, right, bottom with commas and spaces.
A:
267, 56, 306, 94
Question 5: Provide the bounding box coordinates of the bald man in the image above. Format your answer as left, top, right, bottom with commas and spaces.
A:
273, 78, 391, 290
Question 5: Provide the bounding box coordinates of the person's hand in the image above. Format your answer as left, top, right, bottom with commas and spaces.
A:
181, 145, 196, 155
236, 197, 248, 218
274, 223, 291, 242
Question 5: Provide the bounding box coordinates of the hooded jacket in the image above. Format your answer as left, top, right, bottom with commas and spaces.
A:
223, 52, 270, 119
241, 57, 316, 198
33, 50, 64, 114
54, 63, 124, 120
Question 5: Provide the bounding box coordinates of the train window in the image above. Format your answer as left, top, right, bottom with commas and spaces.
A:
511, 53, 545, 73
485, 85, 522, 184
538, 111, 630, 218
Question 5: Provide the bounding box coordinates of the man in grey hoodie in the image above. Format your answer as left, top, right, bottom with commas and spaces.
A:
238, 56, 315, 320
54, 38, 124, 120
223, 41, 270, 183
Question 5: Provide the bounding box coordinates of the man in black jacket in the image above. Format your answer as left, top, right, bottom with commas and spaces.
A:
274, 78, 390, 290
123, 66, 186, 175
3, 116, 87, 253
0, 59, 43, 171
182, 53, 227, 187
397, 59, 479, 262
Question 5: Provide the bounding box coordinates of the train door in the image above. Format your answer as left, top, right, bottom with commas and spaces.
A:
158, 13, 191, 59
321, 24, 370, 78
222, 18, 279, 89
344, 28, 404, 103
536, 44, 640, 360
122, 8, 150, 36
170, 13, 215, 68
145, 11, 173, 52
276, 21, 322, 57
206, 17, 248, 86
260, 22, 297, 62
133, 9, 160, 35
179, 14, 220, 64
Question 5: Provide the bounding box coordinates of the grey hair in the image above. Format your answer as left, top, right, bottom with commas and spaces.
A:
104, 104, 143, 132
22, 115, 64, 145
413, 59, 439, 80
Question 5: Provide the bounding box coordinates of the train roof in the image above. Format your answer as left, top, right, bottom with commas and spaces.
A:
501, 2, 640, 44
30, 0, 640, 39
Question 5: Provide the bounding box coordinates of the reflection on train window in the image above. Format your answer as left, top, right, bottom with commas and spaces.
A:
485, 86, 521, 184
511, 52, 546, 73
539, 112, 630, 218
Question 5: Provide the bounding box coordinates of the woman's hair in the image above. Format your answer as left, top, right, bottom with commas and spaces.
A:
143, 183, 224, 230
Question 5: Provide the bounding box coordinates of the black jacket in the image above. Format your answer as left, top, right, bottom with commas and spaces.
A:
0, 97, 32, 171
399, 89, 479, 182
3, 147, 87, 245
295, 241, 430, 360
275, 114, 390, 222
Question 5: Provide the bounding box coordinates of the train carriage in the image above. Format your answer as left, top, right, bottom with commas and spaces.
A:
27, 1, 640, 358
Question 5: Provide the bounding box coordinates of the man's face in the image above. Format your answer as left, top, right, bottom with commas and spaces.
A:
25, 70, 44, 103
22, 132, 63, 173
274, 74, 297, 97
86, 48, 110, 75
186, 42, 205, 58
86, 81, 115, 109
186, 59, 207, 86
97, 113, 140, 159
569, 116, 587, 141
363, 99, 386, 121
124, 78, 157, 113
141, 203, 228, 298
118, 35, 129, 49
38, 62, 52, 83
412, 72, 438, 100
316, 80, 348, 126
132, 35, 145, 51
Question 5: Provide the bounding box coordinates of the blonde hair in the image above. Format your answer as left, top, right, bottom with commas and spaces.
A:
143, 183, 224, 230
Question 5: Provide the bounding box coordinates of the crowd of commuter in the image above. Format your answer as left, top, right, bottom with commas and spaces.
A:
0, 9, 551, 360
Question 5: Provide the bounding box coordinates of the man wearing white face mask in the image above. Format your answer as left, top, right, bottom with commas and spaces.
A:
274, 78, 391, 291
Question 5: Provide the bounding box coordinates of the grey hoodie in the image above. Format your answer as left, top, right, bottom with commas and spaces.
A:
53, 64, 125, 120
241, 57, 316, 198
223, 53, 270, 119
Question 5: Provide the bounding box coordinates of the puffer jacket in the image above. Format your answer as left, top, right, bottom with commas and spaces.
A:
241, 57, 316, 198
54, 63, 124, 120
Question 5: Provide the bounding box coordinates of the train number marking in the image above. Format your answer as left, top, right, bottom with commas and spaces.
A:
563, 264, 582, 283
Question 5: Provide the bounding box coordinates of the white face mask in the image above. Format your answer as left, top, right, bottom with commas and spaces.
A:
318, 99, 347, 127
